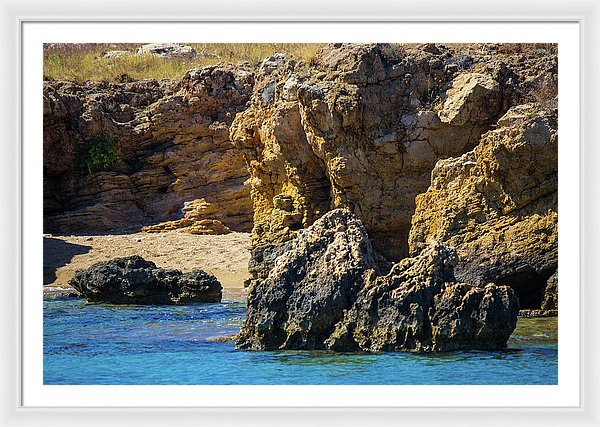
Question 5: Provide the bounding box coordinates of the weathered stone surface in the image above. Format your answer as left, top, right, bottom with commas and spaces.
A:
326, 243, 518, 352
438, 73, 501, 126
237, 209, 519, 352
140, 197, 235, 234
137, 43, 197, 59
541, 270, 558, 311
69, 255, 222, 304
230, 43, 541, 288
408, 103, 558, 309
102, 50, 131, 59
141, 218, 232, 235
44, 65, 254, 233
237, 209, 384, 350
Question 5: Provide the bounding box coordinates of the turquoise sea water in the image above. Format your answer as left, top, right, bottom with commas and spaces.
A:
43, 298, 558, 385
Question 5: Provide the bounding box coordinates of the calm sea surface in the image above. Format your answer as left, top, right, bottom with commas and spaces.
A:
43, 298, 557, 385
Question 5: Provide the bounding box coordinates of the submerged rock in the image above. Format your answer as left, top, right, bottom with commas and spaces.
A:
69, 255, 222, 304
237, 209, 519, 352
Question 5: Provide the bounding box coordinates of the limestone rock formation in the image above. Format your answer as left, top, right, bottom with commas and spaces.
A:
541, 270, 558, 311
438, 73, 500, 125
237, 209, 519, 352
237, 209, 384, 350
408, 103, 558, 309
136, 43, 197, 59
69, 255, 222, 304
44, 64, 254, 233
230, 43, 548, 288
141, 218, 232, 235
140, 198, 233, 234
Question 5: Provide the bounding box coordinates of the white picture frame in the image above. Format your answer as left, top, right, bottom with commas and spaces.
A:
2, 0, 600, 425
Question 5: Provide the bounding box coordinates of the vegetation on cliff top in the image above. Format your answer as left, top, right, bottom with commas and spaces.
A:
43, 43, 325, 83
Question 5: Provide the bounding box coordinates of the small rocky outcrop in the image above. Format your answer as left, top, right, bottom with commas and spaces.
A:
69, 255, 222, 304
141, 218, 232, 235
408, 103, 558, 309
237, 209, 387, 350
140, 198, 233, 234
541, 270, 558, 311
136, 43, 197, 59
44, 64, 254, 233
237, 209, 519, 352
231, 43, 555, 289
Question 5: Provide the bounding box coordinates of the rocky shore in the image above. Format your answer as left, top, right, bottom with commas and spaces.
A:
43, 232, 251, 301
44, 43, 558, 352
70, 255, 223, 304
237, 209, 519, 352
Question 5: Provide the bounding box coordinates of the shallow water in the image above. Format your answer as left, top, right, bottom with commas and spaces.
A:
43, 298, 557, 385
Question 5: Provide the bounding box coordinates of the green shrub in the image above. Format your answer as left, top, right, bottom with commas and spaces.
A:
78, 135, 120, 174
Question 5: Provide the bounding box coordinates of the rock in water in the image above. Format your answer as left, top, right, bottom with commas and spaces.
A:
236, 209, 386, 350
69, 256, 222, 304
237, 209, 519, 352
327, 243, 519, 352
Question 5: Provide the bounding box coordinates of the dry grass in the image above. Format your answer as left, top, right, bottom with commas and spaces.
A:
43, 43, 325, 83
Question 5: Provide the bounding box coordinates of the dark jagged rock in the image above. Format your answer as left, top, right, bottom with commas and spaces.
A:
237, 209, 519, 352
236, 209, 386, 350
69, 255, 222, 304
326, 243, 519, 352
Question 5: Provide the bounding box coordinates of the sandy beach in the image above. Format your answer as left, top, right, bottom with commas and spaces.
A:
43, 232, 251, 302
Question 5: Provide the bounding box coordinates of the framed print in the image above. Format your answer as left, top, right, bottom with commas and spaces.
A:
2, 0, 599, 425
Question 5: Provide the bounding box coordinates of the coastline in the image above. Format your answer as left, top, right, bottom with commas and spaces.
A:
43, 231, 251, 302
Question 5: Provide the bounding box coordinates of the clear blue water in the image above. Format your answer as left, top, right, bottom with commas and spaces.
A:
44, 297, 558, 385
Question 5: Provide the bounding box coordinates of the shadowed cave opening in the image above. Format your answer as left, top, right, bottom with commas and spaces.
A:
495, 267, 554, 310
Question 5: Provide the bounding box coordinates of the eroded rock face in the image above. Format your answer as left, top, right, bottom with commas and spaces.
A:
69, 255, 222, 304
408, 103, 558, 309
44, 65, 254, 233
327, 245, 519, 352
237, 209, 519, 352
236, 209, 384, 350
541, 270, 558, 311
231, 43, 522, 287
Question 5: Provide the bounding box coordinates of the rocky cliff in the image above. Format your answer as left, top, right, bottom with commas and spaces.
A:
230, 43, 557, 289
408, 103, 558, 309
43, 42, 558, 315
44, 65, 254, 233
